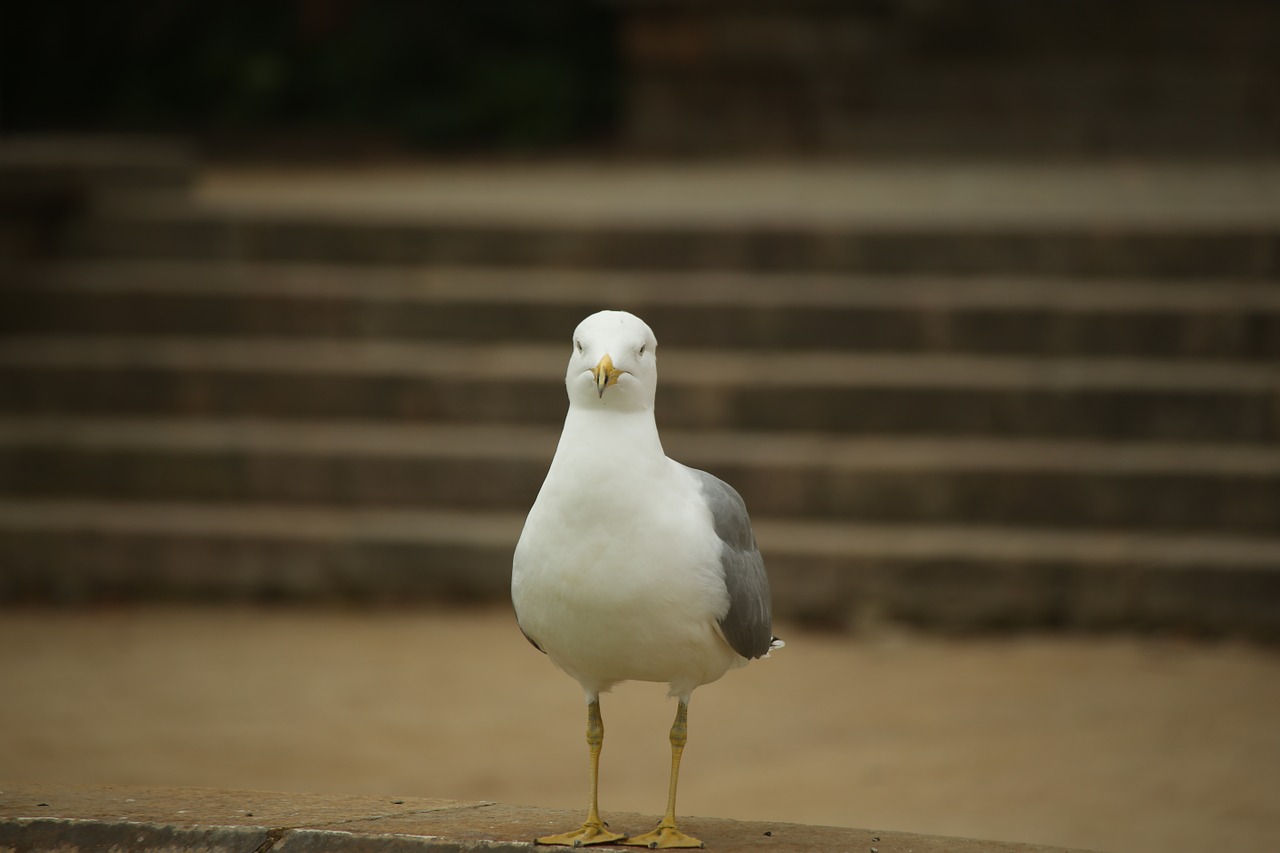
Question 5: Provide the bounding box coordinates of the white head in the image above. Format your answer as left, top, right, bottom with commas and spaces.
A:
565, 310, 658, 412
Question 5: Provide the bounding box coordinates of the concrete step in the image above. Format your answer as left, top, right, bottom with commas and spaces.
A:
2, 418, 1278, 535
56, 206, 1280, 278
6, 260, 1280, 359
1, 336, 1273, 441
2, 498, 1277, 637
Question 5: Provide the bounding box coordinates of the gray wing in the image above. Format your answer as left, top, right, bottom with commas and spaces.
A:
683, 464, 774, 659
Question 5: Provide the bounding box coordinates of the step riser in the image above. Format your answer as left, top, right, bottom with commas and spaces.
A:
6, 290, 1279, 360
3, 448, 1277, 534
62, 217, 1280, 278
0, 531, 509, 605
771, 551, 1280, 638
3, 369, 1272, 442
716, 462, 1280, 535
3, 531, 1275, 639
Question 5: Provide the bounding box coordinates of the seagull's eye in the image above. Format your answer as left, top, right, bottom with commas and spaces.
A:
638, 344, 646, 356
575, 339, 583, 354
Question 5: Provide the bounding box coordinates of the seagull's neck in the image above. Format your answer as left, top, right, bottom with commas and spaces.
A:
554, 404, 667, 469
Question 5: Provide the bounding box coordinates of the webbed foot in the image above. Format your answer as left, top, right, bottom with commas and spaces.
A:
619, 823, 703, 849
536, 820, 628, 847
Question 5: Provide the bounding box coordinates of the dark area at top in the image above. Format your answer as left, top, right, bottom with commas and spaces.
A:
3, 1, 1279, 157
0, 1, 621, 155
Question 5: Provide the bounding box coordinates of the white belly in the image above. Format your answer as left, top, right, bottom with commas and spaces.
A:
512, 460, 740, 697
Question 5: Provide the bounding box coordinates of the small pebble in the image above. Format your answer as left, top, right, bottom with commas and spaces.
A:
37, 803, 49, 807
392, 800, 405, 805
762, 830, 772, 836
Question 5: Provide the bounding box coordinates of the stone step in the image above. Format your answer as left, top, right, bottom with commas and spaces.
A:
3, 418, 1278, 535
6, 150, 1279, 632
2, 498, 1276, 637
0, 782, 1102, 853
57, 206, 1280, 278
0, 136, 195, 210
192, 163, 1280, 231
1, 336, 1274, 442
7, 260, 1280, 359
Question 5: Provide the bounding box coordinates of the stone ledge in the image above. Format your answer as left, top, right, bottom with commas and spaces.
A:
0, 783, 1099, 853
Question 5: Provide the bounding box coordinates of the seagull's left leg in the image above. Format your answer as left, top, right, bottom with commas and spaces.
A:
621, 698, 703, 849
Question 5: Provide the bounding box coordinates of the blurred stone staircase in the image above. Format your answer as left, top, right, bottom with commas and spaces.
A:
2, 147, 1278, 637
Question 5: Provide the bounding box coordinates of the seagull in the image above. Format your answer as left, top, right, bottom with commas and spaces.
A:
512, 310, 781, 849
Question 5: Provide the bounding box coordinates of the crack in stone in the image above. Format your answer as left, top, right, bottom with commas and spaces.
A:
251, 826, 289, 853
319, 800, 499, 828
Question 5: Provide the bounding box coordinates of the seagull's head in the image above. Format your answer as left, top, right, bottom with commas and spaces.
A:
565, 310, 658, 411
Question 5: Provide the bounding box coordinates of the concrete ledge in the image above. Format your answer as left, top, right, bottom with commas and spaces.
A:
0, 783, 1097, 853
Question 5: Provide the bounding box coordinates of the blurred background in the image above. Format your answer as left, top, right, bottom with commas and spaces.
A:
2, 2, 1279, 853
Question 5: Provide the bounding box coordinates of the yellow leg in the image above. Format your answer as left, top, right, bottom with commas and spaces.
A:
621, 699, 703, 849
536, 698, 628, 847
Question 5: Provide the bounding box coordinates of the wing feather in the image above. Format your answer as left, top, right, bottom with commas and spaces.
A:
683, 465, 774, 659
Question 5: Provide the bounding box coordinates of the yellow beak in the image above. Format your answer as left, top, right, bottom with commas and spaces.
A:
591, 353, 622, 398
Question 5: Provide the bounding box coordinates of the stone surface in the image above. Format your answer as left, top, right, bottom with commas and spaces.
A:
3, 609, 1278, 853
0, 783, 1099, 852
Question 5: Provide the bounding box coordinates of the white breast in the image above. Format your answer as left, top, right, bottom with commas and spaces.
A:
512, 426, 740, 697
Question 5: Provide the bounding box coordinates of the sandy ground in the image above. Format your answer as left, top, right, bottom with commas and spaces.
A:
1, 607, 1277, 853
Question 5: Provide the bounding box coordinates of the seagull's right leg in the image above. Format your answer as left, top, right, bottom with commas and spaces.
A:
536, 697, 628, 847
